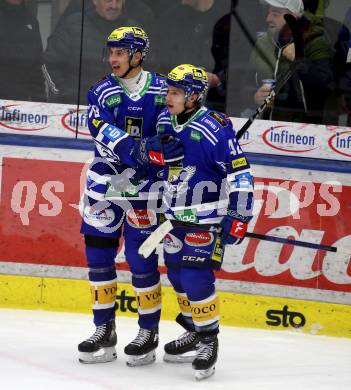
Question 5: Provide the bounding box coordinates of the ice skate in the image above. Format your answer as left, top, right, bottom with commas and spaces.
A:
163, 331, 200, 363
78, 321, 117, 364
192, 335, 218, 381
124, 327, 158, 367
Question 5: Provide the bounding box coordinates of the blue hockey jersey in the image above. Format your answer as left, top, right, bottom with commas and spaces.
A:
156, 107, 254, 224
86, 71, 166, 202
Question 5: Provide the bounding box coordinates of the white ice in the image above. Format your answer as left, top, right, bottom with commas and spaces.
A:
0, 309, 350, 390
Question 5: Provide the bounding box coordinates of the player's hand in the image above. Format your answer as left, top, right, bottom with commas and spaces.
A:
220, 215, 248, 246
254, 84, 272, 105
160, 135, 184, 163
132, 135, 184, 166
282, 42, 295, 62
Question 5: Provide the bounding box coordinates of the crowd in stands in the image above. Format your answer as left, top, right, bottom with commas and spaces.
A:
0, 0, 350, 125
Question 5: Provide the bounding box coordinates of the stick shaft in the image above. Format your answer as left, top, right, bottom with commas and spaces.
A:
139, 218, 345, 259
168, 220, 338, 253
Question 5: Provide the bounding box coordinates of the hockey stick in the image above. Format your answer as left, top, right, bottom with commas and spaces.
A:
236, 13, 304, 140
139, 219, 348, 259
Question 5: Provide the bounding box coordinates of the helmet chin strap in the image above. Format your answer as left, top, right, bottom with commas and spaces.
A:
177, 98, 199, 124
181, 93, 203, 113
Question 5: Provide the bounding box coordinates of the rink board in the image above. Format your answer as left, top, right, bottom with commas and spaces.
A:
1, 99, 351, 161
0, 274, 350, 339
0, 102, 350, 339
0, 147, 350, 304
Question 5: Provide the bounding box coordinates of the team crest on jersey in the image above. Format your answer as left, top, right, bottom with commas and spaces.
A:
105, 94, 121, 108
165, 165, 196, 198
125, 117, 143, 139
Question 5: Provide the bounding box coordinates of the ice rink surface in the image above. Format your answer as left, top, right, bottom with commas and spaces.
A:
0, 309, 350, 390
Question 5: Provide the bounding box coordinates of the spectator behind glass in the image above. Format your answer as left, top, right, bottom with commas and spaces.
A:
242, 0, 333, 124
136, 0, 181, 18
303, 0, 346, 124
209, 1, 267, 113
43, 0, 155, 104
155, 1, 229, 84
0, 0, 45, 102
334, 6, 351, 126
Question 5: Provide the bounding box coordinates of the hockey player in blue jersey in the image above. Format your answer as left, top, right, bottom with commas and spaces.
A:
78, 27, 183, 366
157, 64, 254, 380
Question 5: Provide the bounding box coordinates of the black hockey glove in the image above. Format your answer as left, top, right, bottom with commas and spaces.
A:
131, 135, 184, 166
220, 211, 251, 246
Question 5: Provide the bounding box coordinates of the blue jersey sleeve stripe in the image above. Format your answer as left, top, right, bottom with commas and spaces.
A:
100, 88, 123, 106
98, 86, 122, 106
157, 120, 171, 125
146, 91, 164, 95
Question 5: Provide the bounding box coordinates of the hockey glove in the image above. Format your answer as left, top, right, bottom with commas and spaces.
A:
220, 212, 250, 246
131, 135, 184, 166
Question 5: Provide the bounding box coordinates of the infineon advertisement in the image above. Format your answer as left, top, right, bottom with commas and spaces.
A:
1, 99, 351, 160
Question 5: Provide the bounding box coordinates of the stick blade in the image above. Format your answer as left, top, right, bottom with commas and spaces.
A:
138, 220, 174, 258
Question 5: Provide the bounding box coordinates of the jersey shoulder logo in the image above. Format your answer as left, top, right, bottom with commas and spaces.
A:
91, 76, 111, 94
89, 75, 108, 91
208, 111, 228, 127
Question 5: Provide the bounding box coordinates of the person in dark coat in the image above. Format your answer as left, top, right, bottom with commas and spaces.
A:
43, 0, 155, 104
334, 6, 351, 125
0, 0, 45, 102
242, 0, 334, 124
154, 0, 229, 75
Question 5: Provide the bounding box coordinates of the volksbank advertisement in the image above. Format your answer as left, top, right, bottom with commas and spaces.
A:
0, 100, 350, 338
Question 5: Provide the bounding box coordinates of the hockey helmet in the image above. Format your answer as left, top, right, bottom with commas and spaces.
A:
107, 26, 149, 60
167, 64, 209, 104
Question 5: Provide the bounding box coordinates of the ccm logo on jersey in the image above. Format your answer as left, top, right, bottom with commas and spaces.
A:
182, 255, 206, 263
230, 220, 247, 238
184, 232, 214, 247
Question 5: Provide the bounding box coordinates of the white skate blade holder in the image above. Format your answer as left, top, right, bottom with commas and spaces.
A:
163, 351, 196, 364
195, 366, 215, 381
126, 350, 156, 367
79, 346, 117, 364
